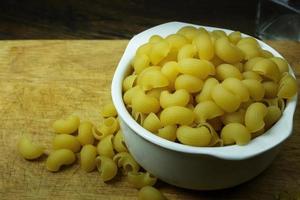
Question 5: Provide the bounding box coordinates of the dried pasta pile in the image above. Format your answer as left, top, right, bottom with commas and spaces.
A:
18, 102, 166, 200
123, 26, 297, 146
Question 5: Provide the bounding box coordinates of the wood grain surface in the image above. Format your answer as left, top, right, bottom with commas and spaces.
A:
0, 40, 299, 200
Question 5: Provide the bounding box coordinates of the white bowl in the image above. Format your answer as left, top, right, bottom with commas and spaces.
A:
111, 22, 297, 190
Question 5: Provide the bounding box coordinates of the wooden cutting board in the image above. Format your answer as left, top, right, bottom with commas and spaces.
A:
0, 40, 299, 200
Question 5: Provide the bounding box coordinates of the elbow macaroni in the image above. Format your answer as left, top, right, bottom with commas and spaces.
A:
127, 171, 157, 189
52, 115, 80, 134
18, 137, 44, 160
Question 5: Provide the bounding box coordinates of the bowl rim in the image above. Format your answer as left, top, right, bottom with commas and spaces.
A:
111, 21, 298, 160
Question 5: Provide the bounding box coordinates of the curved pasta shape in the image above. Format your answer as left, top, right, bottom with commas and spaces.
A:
18, 136, 44, 160
215, 37, 244, 63
261, 50, 273, 58
142, 113, 163, 133
131, 110, 147, 125
236, 42, 261, 60
136, 43, 152, 56
177, 26, 201, 42
245, 102, 268, 132
160, 106, 195, 126
178, 58, 215, 79
278, 74, 297, 99
211, 84, 241, 113
236, 37, 260, 48
222, 78, 250, 102
52, 134, 81, 153
52, 115, 80, 134
149, 40, 170, 65
161, 61, 179, 89
176, 125, 212, 147
123, 74, 137, 92
194, 100, 224, 123
244, 57, 264, 72
160, 89, 190, 109
80, 144, 97, 172
228, 31, 241, 44
195, 78, 219, 103
132, 91, 160, 114
252, 59, 280, 82
242, 79, 265, 101
242, 71, 262, 82
113, 130, 128, 153
262, 98, 285, 112
193, 33, 214, 60
157, 125, 177, 141
147, 88, 165, 100
270, 57, 289, 74
133, 54, 150, 74
97, 135, 115, 158
123, 86, 144, 105
198, 122, 222, 146
216, 64, 243, 81
113, 152, 140, 174
264, 106, 282, 130
262, 81, 279, 98
137, 67, 169, 91
77, 121, 94, 145
93, 117, 119, 140
46, 149, 76, 172
95, 156, 118, 182
165, 34, 188, 51
233, 62, 243, 72
101, 102, 117, 118
207, 117, 223, 132
211, 30, 227, 39
221, 123, 251, 145
127, 171, 157, 189
177, 44, 197, 61
138, 186, 166, 200
149, 35, 164, 43
174, 74, 203, 93
221, 109, 245, 125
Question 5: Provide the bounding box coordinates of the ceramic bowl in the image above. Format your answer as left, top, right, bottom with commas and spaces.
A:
111, 22, 297, 190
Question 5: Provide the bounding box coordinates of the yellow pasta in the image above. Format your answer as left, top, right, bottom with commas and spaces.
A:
95, 155, 118, 182
165, 33, 188, 51
161, 61, 179, 89
132, 110, 147, 125
221, 123, 251, 145
101, 102, 118, 118
138, 186, 166, 200
211, 30, 227, 40
77, 121, 95, 145
270, 57, 289, 74
177, 44, 197, 61
264, 106, 282, 129
137, 67, 169, 91
194, 100, 224, 123
261, 49, 273, 58
127, 171, 157, 189
178, 58, 215, 79
174, 74, 203, 93
113, 130, 128, 153
160, 106, 195, 126
146, 88, 165, 100
123, 86, 144, 105
132, 91, 161, 114
136, 43, 152, 56
52, 115, 80, 134
52, 134, 81, 153
160, 89, 190, 108
233, 62, 244, 72
252, 59, 280, 82
236, 37, 260, 48
46, 149, 76, 172
195, 78, 219, 103
193, 33, 214, 60
177, 26, 200, 42
228, 31, 241, 44
221, 109, 245, 125
245, 102, 268, 132
97, 135, 115, 158
18, 136, 44, 160
216, 64, 243, 81
242, 79, 265, 101
93, 117, 119, 140
278, 73, 297, 99
123, 74, 137, 92
157, 125, 177, 141
149, 35, 163, 43
262, 81, 279, 98
236, 42, 261, 60
215, 37, 244, 63
211, 84, 241, 113
133, 54, 150, 74
113, 152, 140, 174
149, 40, 170, 65
143, 113, 163, 133
177, 125, 212, 147
243, 56, 264, 71
242, 71, 262, 82
80, 144, 97, 172
221, 78, 249, 102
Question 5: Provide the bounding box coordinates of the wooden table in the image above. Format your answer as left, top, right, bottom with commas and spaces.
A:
0, 40, 299, 200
